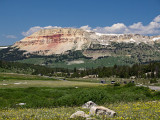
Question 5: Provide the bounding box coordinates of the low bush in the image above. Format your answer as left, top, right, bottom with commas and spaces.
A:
114, 83, 120, 86
0, 85, 159, 108
125, 82, 135, 87
150, 79, 158, 83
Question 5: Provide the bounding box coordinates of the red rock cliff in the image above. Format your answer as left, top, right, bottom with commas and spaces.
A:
13, 28, 91, 55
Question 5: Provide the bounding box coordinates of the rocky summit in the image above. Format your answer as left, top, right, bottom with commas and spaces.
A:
13, 28, 160, 55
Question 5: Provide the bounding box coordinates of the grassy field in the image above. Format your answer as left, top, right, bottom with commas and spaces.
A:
0, 73, 101, 88
0, 80, 101, 88
67, 77, 152, 84
0, 73, 57, 81
0, 73, 160, 119
0, 73, 156, 89
0, 73, 157, 85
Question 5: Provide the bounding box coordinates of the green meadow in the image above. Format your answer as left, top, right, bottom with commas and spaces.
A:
0, 73, 160, 119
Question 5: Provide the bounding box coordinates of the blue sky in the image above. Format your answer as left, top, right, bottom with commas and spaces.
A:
0, 0, 160, 46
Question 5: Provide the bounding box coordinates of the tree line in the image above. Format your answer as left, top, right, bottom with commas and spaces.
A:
0, 60, 71, 76
71, 62, 160, 78
1, 60, 160, 78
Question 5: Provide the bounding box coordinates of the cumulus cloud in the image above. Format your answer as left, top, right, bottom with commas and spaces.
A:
93, 23, 128, 34
80, 25, 91, 31
6, 35, 17, 39
22, 26, 61, 36
22, 15, 160, 36
22, 26, 42, 36
129, 22, 144, 30
154, 15, 160, 22
91, 15, 160, 35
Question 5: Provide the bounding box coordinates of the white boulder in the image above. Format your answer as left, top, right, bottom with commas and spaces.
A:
70, 111, 89, 119
16, 103, 26, 106
89, 106, 116, 117
82, 101, 97, 109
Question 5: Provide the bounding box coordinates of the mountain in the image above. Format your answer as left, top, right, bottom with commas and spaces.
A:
13, 28, 160, 56
13, 28, 91, 55
1, 28, 160, 69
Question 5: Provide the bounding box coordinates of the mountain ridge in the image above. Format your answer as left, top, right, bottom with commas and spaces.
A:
13, 28, 160, 56
1, 28, 160, 69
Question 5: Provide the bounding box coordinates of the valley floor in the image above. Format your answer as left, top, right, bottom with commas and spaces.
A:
1, 73, 160, 119
0, 80, 100, 88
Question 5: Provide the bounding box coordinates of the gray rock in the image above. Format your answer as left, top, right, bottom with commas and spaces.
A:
70, 111, 89, 119
89, 106, 116, 117
16, 103, 26, 106
82, 101, 97, 109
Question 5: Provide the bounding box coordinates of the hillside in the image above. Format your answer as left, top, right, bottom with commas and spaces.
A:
0, 28, 160, 68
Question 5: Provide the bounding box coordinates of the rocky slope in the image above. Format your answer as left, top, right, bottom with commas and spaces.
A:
13, 28, 160, 56
13, 28, 91, 55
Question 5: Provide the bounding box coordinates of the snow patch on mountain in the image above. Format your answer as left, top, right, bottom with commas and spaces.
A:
130, 38, 136, 42
152, 37, 160, 41
95, 32, 123, 36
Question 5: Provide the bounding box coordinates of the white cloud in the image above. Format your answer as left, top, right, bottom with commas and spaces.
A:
129, 22, 144, 30
22, 26, 42, 36
6, 35, 17, 39
93, 23, 128, 34
44, 26, 61, 29
87, 15, 160, 35
153, 15, 160, 22
21, 15, 160, 36
22, 26, 61, 36
80, 25, 91, 31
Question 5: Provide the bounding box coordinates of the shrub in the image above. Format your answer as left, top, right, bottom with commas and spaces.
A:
114, 83, 120, 86
150, 79, 158, 83
125, 82, 135, 87
0, 85, 160, 108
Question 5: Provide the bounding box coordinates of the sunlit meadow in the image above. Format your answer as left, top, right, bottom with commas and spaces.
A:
0, 101, 160, 120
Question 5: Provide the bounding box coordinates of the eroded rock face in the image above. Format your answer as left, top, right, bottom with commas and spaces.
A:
13, 28, 160, 55
13, 28, 91, 55
94, 33, 160, 45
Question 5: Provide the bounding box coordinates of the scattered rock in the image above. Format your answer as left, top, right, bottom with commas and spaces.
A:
71, 102, 116, 119
16, 103, 26, 106
82, 101, 97, 109
70, 111, 89, 119
89, 106, 116, 117
2, 84, 8, 85
14, 82, 21, 85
